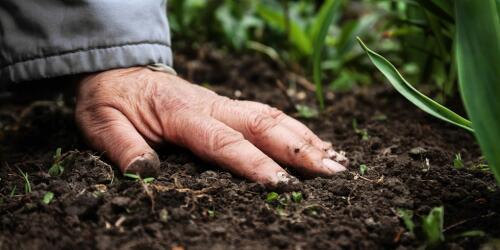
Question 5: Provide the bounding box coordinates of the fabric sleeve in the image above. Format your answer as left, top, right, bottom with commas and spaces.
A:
0, 0, 173, 86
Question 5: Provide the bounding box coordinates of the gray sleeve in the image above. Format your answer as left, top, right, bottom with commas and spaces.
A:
0, 0, 172, 86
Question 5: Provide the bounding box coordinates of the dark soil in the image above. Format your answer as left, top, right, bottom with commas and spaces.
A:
1, 46, 499, 250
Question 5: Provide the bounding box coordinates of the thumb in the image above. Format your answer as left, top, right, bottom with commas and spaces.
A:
76, 106, 160, 177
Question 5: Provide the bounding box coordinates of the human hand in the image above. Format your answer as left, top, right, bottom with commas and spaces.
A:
75, 67, 348, 188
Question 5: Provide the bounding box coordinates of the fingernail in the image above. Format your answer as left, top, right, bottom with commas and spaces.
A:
322, 158, 346, 172
327, 149, 349, 166
125, 152, 160, 177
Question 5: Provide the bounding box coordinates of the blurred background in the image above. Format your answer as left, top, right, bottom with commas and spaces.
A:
167, 0, 458, 104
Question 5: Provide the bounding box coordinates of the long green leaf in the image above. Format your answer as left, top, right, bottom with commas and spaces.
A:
455, 0, 500, 183
357, 38, 473, 132
312, 0, 341, 109
256, 4, 312, 56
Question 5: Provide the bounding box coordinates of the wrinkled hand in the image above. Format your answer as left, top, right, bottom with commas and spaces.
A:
76, 67, 348, 187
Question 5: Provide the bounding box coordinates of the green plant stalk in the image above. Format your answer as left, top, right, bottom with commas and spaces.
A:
312, 0, 340, 110
455, 0, 500, 184
357, 38, 473, 132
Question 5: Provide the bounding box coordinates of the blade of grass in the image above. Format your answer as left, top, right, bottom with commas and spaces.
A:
357, 37, 473, 132
311, 0, 341, 110
256, 3, 312, 56
455, 0, 500, 184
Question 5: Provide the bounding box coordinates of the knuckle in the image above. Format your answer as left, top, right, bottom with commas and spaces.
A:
207, 125, 245, 153
209, 97, 235, 116
246, 113, 279, 136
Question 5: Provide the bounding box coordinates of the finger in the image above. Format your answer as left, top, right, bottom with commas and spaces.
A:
76, 106, 160, 177
209, 98, 346, 176
237, 100, 349, 166
163, 112, 296, 187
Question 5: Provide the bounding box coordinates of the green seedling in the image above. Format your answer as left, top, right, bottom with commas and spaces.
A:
422, 206, 445, 247
359, 164, 368, 176
265, 192, 279, 202
453, 230, 485, 239
42, 191, 54, 204
48, 147, 64, 176
9, 185, 16, 197
124, 173, 155, 184
352, 119, 369, 141
17, 168, 31, 194
397, 209, 415, 234
295, 104, 318, 119
291, 192, 303, 203
208, 209, 216, 218
453, 153, 464, 169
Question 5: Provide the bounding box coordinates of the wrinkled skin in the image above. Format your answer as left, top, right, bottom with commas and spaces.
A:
76, 67, 348, 188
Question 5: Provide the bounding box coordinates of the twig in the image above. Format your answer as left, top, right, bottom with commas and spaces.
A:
275, 79, 297, 111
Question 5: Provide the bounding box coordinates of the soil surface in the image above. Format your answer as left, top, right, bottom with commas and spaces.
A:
1, 47, 499, 250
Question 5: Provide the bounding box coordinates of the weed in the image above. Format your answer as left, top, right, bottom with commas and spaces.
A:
397, 209, 415, 234
17, 168, 31, 194
124, 173, 155, 184
422, 206, 445, 247
291, 192, 303, 203
42, 191, 54, 204
48, 148, 64, 176
9, 185, 16, 197
265, 192, 279, 202
359, 164, 368, 176
352, 119, 369, 141
208, 209, 216, 218
453, 153, 464, 169
295, 104, 318, 119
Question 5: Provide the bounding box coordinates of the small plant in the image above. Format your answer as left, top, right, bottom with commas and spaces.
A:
397, 209, 415, 234
265, 192, 279, 203
422, 206, 445, 247
9, 185, 16, 197
291, 192, 303, 203
352, 119, 369, 141
17, 168, 31, 194
208, 209, 216, 218
48, 148, 64, 176
295, 104, 318, 119
359, 164, 368, 176
124, 173, 155, 184
453, 153, 464, 169
42, 191, 54, 204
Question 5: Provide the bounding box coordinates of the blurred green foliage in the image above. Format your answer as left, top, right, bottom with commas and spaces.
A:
167, 0, 462, 101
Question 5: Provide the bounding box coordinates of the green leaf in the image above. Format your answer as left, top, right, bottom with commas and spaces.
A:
256, 3, 311, 56
453, 153, 464, 169
42, 191, 54, 205
291, 192, 303, 203
124, 173, 140, 180
295, 104, 318, 119
422, 206, 445, 246
265, 192, 279, 202
357, 38, 473, 132
312, 0, 341, 109
397, 209, 415, 234
359, 164, 368, 176
455, 230, 486, 238
455, 0, 500, 185
143, 177, 155, 184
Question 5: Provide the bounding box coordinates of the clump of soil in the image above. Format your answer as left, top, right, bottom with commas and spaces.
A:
0, 47, 499, 250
